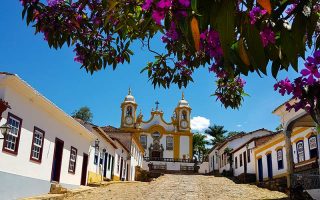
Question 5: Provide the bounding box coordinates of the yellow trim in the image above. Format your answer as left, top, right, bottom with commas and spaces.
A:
142, 110, 173, 125
255, 127, 309, 155
305, 132, 316, 139
265, 150, 272, 155
256, 155, 262, 159
146, 125, 166, 137
292, 137, 305, 144
275, 146, 284, 151
113, 175, 120, 181
120, 102, 137, 128
87, 171, 103, 184
132, 134, 145, 153
174, 135, 180, 159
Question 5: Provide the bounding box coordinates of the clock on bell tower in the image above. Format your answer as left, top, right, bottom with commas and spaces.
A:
175, 92, 191, 131
121, 88, 137, 128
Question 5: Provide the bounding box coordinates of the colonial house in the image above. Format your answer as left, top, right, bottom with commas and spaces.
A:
103, 90, 194, 172
0, 73, 94, 199
102, 126, 144, 181
254, 100, 319, 190
216, 129, 273, 174
84, 124, 118, 184
232, 133, 278, 182
112, 138, 130, 181
208, 144, 220, 174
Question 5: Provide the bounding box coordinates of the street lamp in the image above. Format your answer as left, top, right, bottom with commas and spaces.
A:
0, 124, 10, 140
94, 139, 100, 151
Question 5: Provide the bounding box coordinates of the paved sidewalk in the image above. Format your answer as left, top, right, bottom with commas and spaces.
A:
65, 174, 288, 200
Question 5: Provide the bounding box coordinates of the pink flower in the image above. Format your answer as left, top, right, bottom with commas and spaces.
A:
157, 0, 171, 9
260, 27, 275, 47
152, 10, 165, 25
274, 78, 293, 95
142, 0, 153, 10
249, 7, 267, 25
178, 0, 190, 7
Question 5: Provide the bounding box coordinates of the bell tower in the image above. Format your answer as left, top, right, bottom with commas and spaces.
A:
121, 88, 137, 128
175, 92, 191, 132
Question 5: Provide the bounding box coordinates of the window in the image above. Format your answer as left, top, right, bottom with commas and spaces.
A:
247, 149, 251, 163
240, 154, 243, 167
309, 136, 318, 159
140, 135, 147, 149
181, 110, 187, 120
68, 146, 77, 173
3, 113, 22, 154
277, 149, 284, 170
126, 106, 132, 117
108, 154, 112, 170
94, 151, 99, 165
30, 127, 45, 162
235, 157, 238, 169
296, 140, 305, 163
166, 136, 173, 150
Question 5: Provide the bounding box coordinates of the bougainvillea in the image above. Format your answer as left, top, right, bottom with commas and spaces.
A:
20, 0, 320, 111
274, 50, 320, 124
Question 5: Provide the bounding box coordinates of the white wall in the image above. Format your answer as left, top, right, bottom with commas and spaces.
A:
199, 162, 209, 174
0, 86, 92, 187
233, 141, 255, 176
180, 136, 190, 159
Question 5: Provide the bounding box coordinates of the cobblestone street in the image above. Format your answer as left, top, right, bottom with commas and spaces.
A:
65, 174, 288, 200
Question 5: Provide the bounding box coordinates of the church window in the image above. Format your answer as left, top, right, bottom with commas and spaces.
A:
3, 113, 22, 154
68, 146, 77, 174
309, 136, 318, 159
296, 140, 305, 163
30, 127, 45, 162
140, 135, 147, 149
166, 136, 173, 150
126, 106, 132, 117
240, 154, 243, 167
277, 149, 283, 170
181, 111, 187, 120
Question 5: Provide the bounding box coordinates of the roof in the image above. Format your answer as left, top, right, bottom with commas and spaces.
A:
216, 128, 272, 151
272, 98, 294, 114
101, 125, 123, 133
0, 72, 94, 140
231, 132, 279, 153
111, 137, 130, 153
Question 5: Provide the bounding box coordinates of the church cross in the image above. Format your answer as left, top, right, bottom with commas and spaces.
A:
155, 100, 160, 110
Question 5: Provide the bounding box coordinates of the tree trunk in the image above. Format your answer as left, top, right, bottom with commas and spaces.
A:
285, 130, 294, 193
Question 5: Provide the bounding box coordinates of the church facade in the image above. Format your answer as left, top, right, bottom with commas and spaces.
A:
119, 89, 193, 162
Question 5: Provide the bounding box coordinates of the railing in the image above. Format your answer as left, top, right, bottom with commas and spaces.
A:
144, 157, 196, 163
292, 174, 320, 190
151, 164, 167, 170
180, 165, 194, 171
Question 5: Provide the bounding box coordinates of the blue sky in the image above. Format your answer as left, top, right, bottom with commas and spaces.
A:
0, 1, 302, 133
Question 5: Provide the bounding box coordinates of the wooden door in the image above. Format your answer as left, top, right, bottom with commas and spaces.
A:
81, 153, 88, 185
51, 138, 64, 182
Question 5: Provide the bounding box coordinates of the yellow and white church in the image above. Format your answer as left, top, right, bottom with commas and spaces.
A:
120, 89, 193, 162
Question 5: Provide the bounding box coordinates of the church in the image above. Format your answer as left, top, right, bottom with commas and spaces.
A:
119, 89, 193, 166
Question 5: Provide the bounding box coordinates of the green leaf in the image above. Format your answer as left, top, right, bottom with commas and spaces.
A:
281, 29, 298, 72
271, 60, 281, 78
244, 24, 267, 75
215, 0, 235, 72
191, 0, 198, 13
291, 13, 306, 58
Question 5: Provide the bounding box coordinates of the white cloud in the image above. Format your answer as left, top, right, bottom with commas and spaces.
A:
236, 124, 243, 127
191, 116, 210, 132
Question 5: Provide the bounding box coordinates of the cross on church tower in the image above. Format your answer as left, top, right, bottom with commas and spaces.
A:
155, 100, 160, 111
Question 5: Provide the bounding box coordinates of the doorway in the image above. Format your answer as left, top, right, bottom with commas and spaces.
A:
243, 151, 247, 173
258, 158, 263, 182
103, 153, 108, 178
51, 138, 64, 182
266, 154, 273, 179
81, 153, 88, 185
119, 158, 123, 181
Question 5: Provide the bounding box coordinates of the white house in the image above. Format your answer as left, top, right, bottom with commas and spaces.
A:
254, 127, 318, 182
102, 126, 144, 181
231, 133, 278, 182
84, 125, 118, 184
216, 129, 273, 174
0, 73, 94, 199
112, 138, 130, 181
